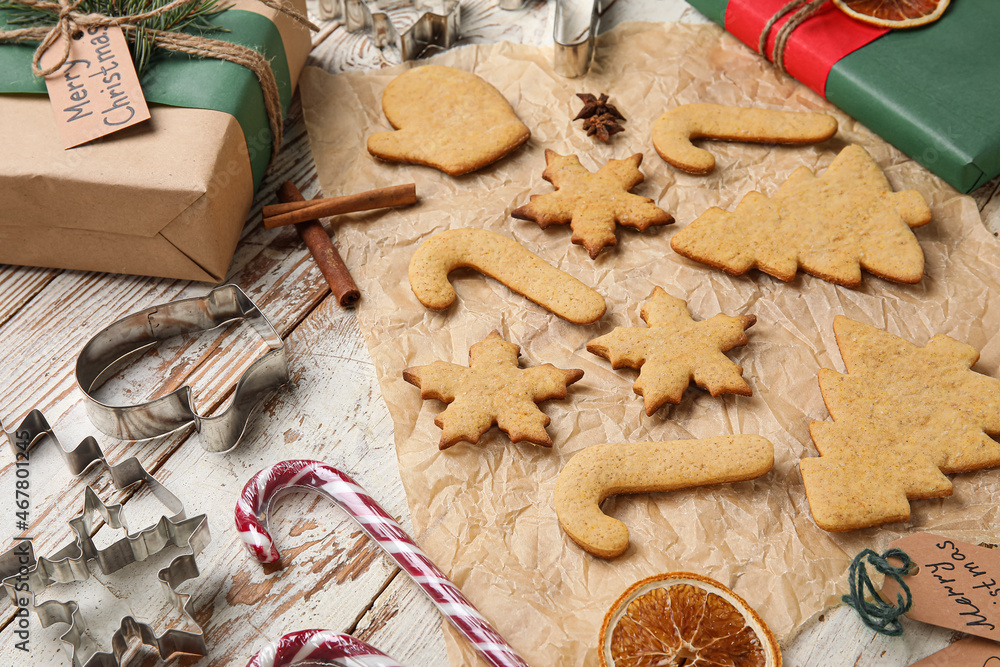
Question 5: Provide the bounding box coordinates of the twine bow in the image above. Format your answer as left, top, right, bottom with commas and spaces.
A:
0, 0, 318, 153
842, 547, 915, 636
758, 0, 827, 75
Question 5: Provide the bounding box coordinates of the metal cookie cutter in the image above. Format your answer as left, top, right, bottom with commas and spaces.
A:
76, 284, 288, 453
0, 411, 210, 665
0, 409, 185, 597
318, 0, 460, 61
495, 0, 609, 77
554, 0, 609, 78
2, 489, 210, 666
3, 409, 185, 512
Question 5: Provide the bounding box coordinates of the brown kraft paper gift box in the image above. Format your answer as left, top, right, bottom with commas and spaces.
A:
0, 0, 312, 283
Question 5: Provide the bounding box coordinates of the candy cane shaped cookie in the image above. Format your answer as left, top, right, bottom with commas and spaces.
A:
246, 630, 405, 667
556, 436, 774, 558
236, 460, 529, 667
408, 228, 606, 324
652, 103, 837, 174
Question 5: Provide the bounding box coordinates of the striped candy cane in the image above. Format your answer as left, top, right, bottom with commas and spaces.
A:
235, 460, 529, 667
246, 629, 405, 667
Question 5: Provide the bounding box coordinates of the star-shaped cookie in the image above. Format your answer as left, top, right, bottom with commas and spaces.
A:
403, 331, 584, 449
512, 150, 674, 258
587, 288, 756, 415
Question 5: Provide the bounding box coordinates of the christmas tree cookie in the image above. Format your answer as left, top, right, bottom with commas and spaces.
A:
801, 316, 1000, 531
587, 288, 755, 415
670, 144, 931, 288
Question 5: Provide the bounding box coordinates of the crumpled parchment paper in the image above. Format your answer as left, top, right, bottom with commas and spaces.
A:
299, 21, 1000, 666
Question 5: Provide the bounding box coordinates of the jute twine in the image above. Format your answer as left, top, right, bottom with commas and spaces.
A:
841, 547, 915, 636
0, 0, 318, 153
758, 0, 827, 75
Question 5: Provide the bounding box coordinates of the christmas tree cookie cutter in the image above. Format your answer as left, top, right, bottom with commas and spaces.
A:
0, 411, 210, 665
76, 284, 288, 453
317, 0, 461, 61
2, 409, 186, 510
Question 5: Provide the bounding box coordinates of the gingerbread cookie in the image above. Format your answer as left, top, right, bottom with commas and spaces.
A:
652, 103, 837, 174
556, 436, 774, 558
512, 150, 673, 258
367, 65, 530, 176
408, 228, 606, 324
801, 316, 1000, 532
587, 287, 755, 415
403, 331, 584, 449
670, 144, 931, 287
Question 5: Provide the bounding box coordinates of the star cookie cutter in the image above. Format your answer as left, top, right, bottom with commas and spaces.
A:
0, 411, 210, 666
317, 0, 461, 61
2, 489, 210, 666
76, 284, 289, 453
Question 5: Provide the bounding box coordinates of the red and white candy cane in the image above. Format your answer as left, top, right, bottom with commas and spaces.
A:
235, 460, 529, 667
246, 629, 405, 667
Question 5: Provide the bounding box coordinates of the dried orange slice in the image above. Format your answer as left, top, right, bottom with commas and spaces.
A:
832, 0, 950, 28
599, 572, 781, 667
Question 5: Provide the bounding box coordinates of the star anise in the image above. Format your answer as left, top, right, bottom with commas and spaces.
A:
582, 112, 625, 142
574, 93, 625, 121
574, 93, 626, 142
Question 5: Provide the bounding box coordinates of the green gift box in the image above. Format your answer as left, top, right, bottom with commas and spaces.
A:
687, 0, 1000, 193
0, 0, 312, 282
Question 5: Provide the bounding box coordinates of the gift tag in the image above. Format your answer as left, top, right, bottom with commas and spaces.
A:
40, 25, 150, 148
883, 533, 1000, 641
908, 636, 1000, 667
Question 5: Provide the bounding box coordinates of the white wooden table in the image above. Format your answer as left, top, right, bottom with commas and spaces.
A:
1, 1, 997, 665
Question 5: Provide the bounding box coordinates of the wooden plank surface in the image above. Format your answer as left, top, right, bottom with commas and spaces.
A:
0, 1, 998, 665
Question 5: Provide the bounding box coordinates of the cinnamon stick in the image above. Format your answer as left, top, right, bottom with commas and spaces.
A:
277, 181, 361, 308
263, 183, 417, 229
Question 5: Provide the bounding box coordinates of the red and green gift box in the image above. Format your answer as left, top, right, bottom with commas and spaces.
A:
687, 0, 1000, 193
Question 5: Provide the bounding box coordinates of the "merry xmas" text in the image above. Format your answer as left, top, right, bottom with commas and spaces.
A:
925, 539, 999, 631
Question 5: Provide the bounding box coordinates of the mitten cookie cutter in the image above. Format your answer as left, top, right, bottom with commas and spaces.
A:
0, 411, 210, 665
76, 284, 288, 453
317, 0, 461, 61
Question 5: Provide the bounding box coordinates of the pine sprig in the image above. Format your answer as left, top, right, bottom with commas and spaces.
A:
0, 0, 231, 76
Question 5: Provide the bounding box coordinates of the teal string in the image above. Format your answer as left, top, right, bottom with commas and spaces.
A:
842, 547, 914, 636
